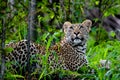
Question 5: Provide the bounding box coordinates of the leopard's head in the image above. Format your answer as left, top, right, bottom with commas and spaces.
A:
63, 20, 92, 46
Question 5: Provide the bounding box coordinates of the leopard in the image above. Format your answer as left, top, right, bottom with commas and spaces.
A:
5, 20, 92, 77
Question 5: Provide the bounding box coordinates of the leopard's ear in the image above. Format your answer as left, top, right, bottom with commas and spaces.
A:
63, 21, 71, 33
82, 20, 92, 32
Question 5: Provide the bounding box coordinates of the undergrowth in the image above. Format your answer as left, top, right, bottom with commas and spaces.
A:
2, 27, 120, 80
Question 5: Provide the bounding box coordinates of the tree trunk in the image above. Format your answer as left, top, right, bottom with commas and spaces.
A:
28, 0, 37, 41
1, 16, 6, 80
26, 0, 36, 79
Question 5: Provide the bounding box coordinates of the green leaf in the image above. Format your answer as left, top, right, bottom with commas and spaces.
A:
50, 12, 54, 19
95, 1, 99, 5
0, 47, 13, 55
4, 47, 14, 53
39, 69, 46, 80
7, 74, 24, 79
46, 36, 53, 51
109, 31, 116, 37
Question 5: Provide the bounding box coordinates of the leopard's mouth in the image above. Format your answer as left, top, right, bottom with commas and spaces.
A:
72, 37, 84, 44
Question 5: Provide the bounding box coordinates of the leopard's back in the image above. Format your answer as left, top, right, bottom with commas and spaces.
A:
5, 40, 44, 71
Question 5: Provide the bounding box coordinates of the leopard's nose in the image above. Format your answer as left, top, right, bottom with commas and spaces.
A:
74, 32, 79, 35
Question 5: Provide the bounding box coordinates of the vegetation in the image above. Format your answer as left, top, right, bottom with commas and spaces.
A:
0, 0, 120, 80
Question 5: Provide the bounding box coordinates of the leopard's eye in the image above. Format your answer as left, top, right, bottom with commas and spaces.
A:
69, 26, 73, 29
80, 25, 84, 28
79, 25, 84, 29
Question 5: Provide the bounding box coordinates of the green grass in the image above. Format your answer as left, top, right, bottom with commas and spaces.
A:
2, 28, 120, 80
86, 33, 120, 80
